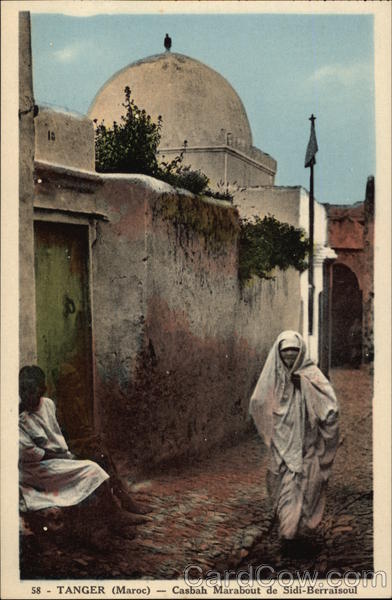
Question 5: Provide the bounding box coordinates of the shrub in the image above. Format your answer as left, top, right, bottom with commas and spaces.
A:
94, 89, 203, 193
94, 86, 162, 176
239, 215, 310, 283
94, 87, 229, 200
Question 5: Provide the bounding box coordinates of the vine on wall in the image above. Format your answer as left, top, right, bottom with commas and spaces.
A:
152, 193, 239, 254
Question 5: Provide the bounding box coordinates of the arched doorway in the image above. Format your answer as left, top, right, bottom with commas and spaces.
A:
331, 263, 362, 367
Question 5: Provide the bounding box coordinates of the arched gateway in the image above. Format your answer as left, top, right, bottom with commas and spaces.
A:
331, 263, 362, 367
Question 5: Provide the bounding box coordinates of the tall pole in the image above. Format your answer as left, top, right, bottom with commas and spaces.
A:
306, 113, 317, 336
308, 156, 314, 335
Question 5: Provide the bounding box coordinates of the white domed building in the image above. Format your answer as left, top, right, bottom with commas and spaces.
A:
88, 51, 277, 190
88, 44, 336, 367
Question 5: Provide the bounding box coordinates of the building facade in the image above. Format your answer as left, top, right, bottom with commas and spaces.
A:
88, 52, 277, 190
326, 177, 375, 367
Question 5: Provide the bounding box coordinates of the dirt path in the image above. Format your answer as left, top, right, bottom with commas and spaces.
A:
21, 367, 373, 580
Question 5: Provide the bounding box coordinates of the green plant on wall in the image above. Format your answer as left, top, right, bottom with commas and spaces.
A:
159, 143, 210, 195
154, 192, 239, 254
94, 86, 162, 176
239, 215, 310, 283
94, 87, 216, 197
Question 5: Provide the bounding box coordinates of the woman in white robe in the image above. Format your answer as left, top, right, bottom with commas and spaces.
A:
249, 331, 339, 541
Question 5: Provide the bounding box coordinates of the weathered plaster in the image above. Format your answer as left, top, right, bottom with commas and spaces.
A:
327, 182, 375, 364
19, 11, 37, 364
35, 106, 95, 171
90, 176, 301, 470
235, 186, 302, 225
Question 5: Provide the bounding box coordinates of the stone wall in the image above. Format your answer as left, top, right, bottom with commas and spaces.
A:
92, 176, 300, 472
327, 202, 366, 288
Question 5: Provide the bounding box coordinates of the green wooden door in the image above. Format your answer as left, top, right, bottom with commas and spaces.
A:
34, 221, 93, 440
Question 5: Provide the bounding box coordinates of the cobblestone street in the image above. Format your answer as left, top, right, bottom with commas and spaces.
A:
21, 367, 373, 580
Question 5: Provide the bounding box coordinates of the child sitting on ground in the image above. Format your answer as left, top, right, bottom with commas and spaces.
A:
19, 365, 149, 548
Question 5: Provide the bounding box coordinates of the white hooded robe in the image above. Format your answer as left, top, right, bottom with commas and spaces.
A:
249, 331, 339, 539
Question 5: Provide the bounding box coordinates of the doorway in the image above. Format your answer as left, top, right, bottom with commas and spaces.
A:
331, 263, 362, 367
34, 220, 94, 439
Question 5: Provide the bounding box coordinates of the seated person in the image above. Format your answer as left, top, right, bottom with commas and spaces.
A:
19, 365, 149, 545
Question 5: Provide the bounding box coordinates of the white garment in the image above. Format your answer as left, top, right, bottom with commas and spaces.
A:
249, 331, 339, 539
19, 397, 109, 512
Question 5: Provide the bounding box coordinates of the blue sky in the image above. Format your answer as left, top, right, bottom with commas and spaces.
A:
30, 12, 375, 205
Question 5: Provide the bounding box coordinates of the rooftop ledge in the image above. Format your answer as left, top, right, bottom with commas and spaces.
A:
34, 160, 235, 208
159, 144, 277, 176
35, 160, 102, 182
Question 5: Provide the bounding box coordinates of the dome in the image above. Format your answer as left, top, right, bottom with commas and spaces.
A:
88, 52, 253, 149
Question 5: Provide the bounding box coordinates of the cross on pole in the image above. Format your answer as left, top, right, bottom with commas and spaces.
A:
308, 114, 316, 335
